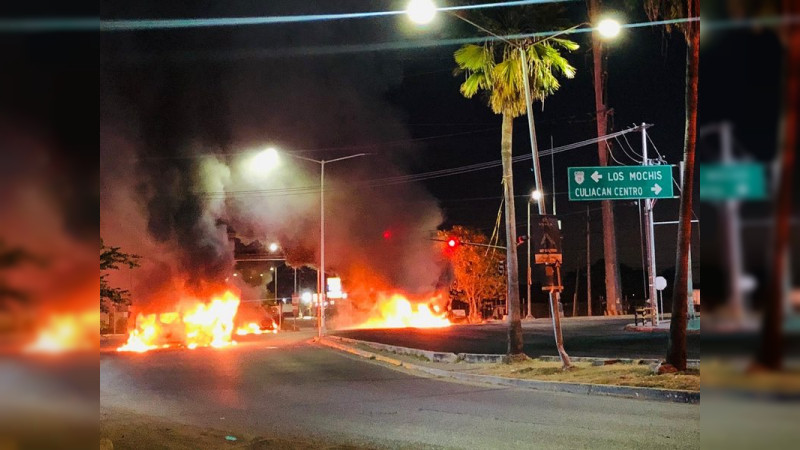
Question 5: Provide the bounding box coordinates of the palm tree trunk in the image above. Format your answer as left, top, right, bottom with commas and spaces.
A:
665, 0, 699, 371
501, 112, 524, 356
588, 0, 622, 316
754, 0, 800, 370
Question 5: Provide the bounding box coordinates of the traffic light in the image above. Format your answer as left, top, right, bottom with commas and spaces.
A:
447, 237, 459, 248
516, 235, 528, 246
498, 260, 506, 275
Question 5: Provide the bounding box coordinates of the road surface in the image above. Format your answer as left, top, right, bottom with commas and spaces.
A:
101, 331, 699, 449
334, 316, 701, 360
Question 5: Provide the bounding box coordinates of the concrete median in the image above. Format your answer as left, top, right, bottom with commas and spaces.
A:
318, 336, 699, 404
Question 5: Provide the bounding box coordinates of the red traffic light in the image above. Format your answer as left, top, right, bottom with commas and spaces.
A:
447, 238, 458, 248
383, 230, 392, 240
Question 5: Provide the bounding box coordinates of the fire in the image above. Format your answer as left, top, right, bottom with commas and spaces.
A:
235, 321, 277, 336
351, 293, 450, 329
25, 310, 100, 353
117, 290, 241, 352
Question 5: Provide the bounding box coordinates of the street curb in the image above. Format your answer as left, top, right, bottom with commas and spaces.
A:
458, 353, 507, 364
330, 336, 459, 363
329, 336, 508, 364
318, 337, 699, 404
624, 324, 701, 335
329, 336, 699, 369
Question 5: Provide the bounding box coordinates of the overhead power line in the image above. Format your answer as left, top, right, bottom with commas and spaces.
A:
100, 1, 577, 31
202, 125, 646, 199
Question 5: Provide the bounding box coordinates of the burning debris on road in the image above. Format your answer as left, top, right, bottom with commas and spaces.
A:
25, 310, 100, 354
346, 292, 450, 330
117, 290, 241, 352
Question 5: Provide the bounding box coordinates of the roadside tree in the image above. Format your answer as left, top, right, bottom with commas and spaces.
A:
439, 227, 505, 323
100, 239, 140, 313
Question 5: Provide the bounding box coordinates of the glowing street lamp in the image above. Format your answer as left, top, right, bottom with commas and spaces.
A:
268, 242, 279, 253
249, 147, 280, 173
597, 18, 622, 39
531, 190, 543, 202
405, 0, 437, 25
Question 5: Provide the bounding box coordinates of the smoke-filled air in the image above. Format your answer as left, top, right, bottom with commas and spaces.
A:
100, 50, 448, 343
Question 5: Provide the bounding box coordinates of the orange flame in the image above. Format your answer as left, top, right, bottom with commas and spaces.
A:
350, 293, 450, 329
25, 310, 100, 353
117, 290, 241, 352
235, 321, 277, 336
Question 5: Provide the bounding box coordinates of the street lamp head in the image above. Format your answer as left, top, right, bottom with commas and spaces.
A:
597, 18, 622, 39
268, 242, 279, 253
406, 0, 437, 25
531, 190, 543, 201
250, 147, 280, 173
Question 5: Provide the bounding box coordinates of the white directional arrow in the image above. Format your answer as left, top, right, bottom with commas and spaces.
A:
651, 183, 662, 195
590, 171, 602, 183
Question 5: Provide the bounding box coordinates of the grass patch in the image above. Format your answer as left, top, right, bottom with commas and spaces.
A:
474, 359, 700, 391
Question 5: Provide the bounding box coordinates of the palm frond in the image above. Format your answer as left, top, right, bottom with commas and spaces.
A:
452, 20, 577, 118
492, 59, 520, 93
460, 72, 489, 98
549, 37, 580, 52
454, 44, 494, 72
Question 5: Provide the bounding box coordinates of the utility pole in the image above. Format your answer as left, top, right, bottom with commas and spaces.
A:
642, 124, 659, 325
588, 0, 622, 316
586, 206, 591, 317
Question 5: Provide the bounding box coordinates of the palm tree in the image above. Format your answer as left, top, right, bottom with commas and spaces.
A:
454, 36, 577, 358
754, 0, 800, 371
644, 0, 700, 371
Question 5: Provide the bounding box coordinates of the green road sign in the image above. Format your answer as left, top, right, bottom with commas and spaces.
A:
699, 163, 767, 200
568, 166, 674, 201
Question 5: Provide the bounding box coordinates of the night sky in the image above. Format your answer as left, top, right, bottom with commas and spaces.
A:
98, 1, 786, 301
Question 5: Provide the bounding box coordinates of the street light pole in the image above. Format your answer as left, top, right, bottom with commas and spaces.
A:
293, 267, 298, 327
319, 160, 326, 337
520, 48, 546, 216
284, 152, 367, 339
276, 265, 281, 331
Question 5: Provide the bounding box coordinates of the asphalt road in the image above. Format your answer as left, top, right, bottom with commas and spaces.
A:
334, 316, 701, 360
101, 331, 699, 449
